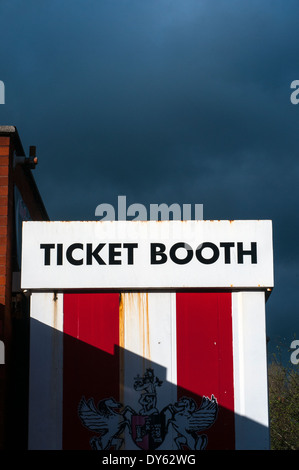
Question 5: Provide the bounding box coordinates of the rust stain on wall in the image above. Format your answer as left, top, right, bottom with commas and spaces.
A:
119, 293, 125, 406
120, 292, 151, 378
141, 292, 150, 372
52, 291, 58, 330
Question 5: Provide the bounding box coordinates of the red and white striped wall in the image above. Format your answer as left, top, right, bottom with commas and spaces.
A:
28, 290, 269, 450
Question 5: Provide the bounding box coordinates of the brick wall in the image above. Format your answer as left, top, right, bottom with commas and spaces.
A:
0, 135, 13, 449
0, 127, 49, 449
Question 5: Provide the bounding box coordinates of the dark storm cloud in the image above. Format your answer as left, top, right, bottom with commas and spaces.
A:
2, 1, 299, 187
0, 0, 299, 354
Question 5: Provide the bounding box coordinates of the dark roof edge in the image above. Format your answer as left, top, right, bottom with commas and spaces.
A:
0, 125, 49, 221
0, 125, 25, 155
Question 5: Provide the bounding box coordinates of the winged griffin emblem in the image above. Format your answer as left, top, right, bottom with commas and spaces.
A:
78, 368, 218, 450
168, 395, 218, 450
78, 397, 128, 450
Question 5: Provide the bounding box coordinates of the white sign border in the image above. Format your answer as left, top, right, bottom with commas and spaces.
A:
21, 220, 274, 291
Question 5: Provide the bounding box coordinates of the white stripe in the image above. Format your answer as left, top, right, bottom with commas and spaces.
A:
120, 292, 177, 449
28, 292, 63, 449
232, 291, 270, 450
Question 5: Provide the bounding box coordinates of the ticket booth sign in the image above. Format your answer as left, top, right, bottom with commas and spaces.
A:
21, 220, 273, 290
21, 221, 274, 450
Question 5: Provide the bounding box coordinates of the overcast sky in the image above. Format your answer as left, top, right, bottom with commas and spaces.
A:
0, 0, 298, 362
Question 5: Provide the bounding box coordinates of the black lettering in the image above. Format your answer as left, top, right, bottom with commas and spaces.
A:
169, 242, 193, 265
151, 243, 167, 264
123, 243, 138, 265
237, 242, 257, 264
109, 243, 122, 265
66, 243, 84, 265
196, 242, 219, 264
57, 243, 63, 265
40, 244, 55, 265
220, 242, 235, 263
86, 243, 106, 265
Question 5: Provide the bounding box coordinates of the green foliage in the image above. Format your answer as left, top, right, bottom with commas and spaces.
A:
268, 357, 299, 450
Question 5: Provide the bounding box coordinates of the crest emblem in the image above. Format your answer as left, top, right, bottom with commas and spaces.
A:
78, 368, 218, 450
130, 369, 166, 450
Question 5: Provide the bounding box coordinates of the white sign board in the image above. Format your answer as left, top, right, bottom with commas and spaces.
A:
21, 220, 274, 290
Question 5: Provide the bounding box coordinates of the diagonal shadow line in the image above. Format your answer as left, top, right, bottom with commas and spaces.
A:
24, 317, 269, 451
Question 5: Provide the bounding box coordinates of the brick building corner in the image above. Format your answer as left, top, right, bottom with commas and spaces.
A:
0, 126, 48, 449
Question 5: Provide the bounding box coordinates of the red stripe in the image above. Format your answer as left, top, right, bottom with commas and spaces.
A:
62, 291, 235, 449
176, 292, 235, 449
62, 293, 120, 449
